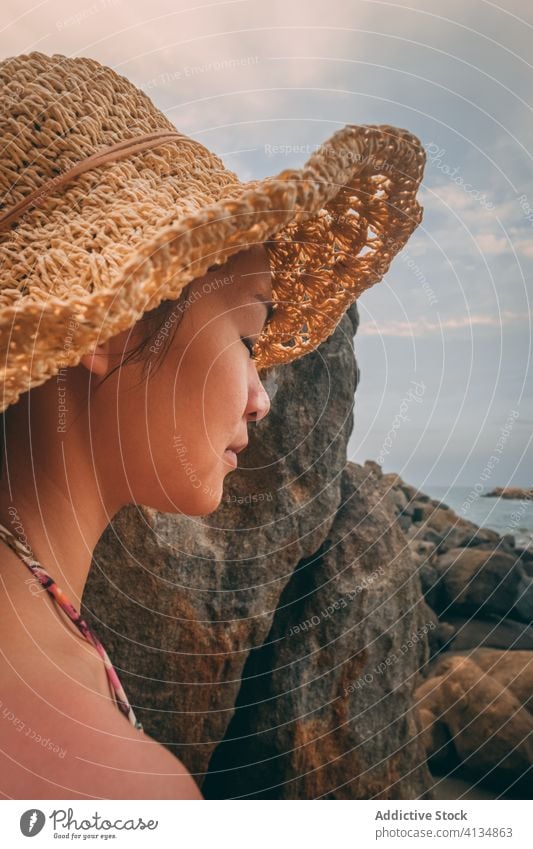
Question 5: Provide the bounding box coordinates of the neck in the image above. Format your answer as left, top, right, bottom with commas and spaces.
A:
0, 393, 125, 610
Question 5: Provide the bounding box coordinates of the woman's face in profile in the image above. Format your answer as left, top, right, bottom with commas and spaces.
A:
92, 243, 274, 516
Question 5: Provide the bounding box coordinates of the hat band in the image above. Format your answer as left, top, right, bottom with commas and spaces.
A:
0, 129, 186, 234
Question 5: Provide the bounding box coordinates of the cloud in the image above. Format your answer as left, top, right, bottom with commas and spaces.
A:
416, 178, 533, 268
424, 183, 490, 214
358, 310, 533, 337
514, 239, 533, 258
474, 233, 510, 255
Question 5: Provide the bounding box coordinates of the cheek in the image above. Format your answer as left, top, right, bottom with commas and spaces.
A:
202, 349, 248, 433
113, 343, 247, 511
136, 334, 248, 463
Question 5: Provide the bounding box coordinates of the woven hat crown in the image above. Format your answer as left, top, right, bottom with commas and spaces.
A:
0, 51, 426, 413
0, 52, 246, 295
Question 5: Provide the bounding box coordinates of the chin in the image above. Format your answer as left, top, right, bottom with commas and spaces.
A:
182, 477, 227, 516
137, 462, 230, 516
135, 484, 220, 517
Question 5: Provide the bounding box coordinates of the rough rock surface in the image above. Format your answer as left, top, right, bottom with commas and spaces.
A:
379, 473, 533, 793
415, 654, 533, 791
434, 547, 527, 620
204, 461, 433, 799
444, 648, 533, 713
381, 472, 533, 648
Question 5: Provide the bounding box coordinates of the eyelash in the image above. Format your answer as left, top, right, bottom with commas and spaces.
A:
241, 336, 256, 359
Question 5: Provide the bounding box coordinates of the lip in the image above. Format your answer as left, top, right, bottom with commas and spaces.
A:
223, 449, 238, 468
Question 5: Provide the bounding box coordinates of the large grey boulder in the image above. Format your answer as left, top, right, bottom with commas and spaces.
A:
204, 461, 433, 799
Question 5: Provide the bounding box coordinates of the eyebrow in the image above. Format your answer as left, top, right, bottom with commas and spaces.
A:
253, 293, 275, 326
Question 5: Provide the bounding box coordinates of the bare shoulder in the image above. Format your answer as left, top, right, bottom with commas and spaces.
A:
0, 550, 203, 800
67, 708, 204, 800
69, 709, 204, 801
0, 677, 203, 800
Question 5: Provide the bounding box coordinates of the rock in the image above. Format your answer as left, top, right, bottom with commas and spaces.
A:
414, 655, 533, 787
385, 483, 505, 554
380, 474, 526, 568
363, 459, 383, 478
415, 680, 459, 772
429, 774, 504, 800
483, 487, 533, 500
435, 621, 457, 649
517, 548, 533, 573
381, 473, 404, 489
434, 547, 527, 620
439, 615, 533, 651
431, 649, 533, 714
512, 566, 533, 622
400, 502, 416, 519
418, 527, 445, 547
420, 603, 446, 661
432, 500, 450, 511
412, 538, 439, 564
346, 300, 360, 335
203, 461, 434, 799
410, 504, 492, 552
397, 513, 412, 533
383, 483, 409, 515
419, 560, 444, 610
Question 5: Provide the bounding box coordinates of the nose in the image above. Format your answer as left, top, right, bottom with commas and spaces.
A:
245, 367, 271, 424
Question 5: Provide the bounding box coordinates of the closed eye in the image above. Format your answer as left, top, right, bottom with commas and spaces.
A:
241, 336, 256, 359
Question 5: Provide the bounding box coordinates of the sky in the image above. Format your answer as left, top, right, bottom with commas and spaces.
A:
2, 0, 532, 487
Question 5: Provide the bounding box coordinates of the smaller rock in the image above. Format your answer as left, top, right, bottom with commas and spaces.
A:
435, 547, 525, 620
414, 655, 533, 786
511, 564, 533, 623
381, 472, 404, 489
383, 485, 409, 515
435, 621, 456, 649
363, 459, 383, 477
483, 487, 533, 500
432, 648, 533, 714
439, 615, 533, 651
397, 513, 412, 532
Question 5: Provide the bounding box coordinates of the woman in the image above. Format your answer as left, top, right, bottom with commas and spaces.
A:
0, 52, 425, 799
0, 243, 274, 800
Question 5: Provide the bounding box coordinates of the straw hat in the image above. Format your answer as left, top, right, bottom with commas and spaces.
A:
0, 51, 426, 414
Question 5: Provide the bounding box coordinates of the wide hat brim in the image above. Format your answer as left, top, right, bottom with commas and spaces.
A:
0, 52, 426, 414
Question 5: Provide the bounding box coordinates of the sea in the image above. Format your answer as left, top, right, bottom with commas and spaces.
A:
423, 484, 533, 552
